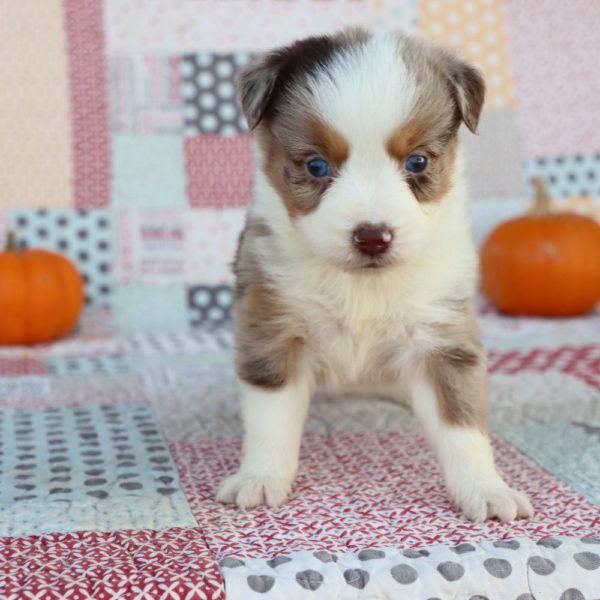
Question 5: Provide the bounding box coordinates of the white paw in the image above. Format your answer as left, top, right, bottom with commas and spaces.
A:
449, 477, 534, 523
216, 470, 293, 509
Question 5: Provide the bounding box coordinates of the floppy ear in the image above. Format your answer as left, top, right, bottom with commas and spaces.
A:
440, 51, 485, 134
237, 32, 354, 130
237, 49, 289, 130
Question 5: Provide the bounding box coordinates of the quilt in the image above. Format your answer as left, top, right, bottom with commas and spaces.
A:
0, 304, 599, 599
1, 1, 600, 598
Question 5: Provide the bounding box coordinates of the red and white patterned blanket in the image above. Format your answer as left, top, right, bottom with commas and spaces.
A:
0, 305, 599, 599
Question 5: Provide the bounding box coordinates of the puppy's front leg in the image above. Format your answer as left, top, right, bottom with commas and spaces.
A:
217, 378, 311, 508
411, 348, 534, 522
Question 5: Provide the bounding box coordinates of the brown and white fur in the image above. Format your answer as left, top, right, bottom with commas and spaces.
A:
216, 29, 533, 522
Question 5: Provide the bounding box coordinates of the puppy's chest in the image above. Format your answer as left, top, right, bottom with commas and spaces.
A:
308, 309, 418, 389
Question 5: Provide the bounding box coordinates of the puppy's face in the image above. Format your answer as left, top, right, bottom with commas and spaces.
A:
239, 30, 484, 271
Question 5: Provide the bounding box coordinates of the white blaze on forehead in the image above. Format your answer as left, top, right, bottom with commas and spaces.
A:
308, 34, 419, 150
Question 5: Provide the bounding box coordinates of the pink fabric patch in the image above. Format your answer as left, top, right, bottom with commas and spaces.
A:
488, 346, 600, 392
0, 528, 224, 599
505, 0, 600, 158
64, 0, 111, 207
114, 208, 186, 284
173, 431, 600, 558
185, 135, 254, 208
0, 358, 48, 377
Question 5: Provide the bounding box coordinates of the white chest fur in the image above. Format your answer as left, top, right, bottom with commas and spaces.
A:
277, 259, 467, 390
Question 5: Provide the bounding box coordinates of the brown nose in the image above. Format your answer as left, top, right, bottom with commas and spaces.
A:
352, 225, 393, 257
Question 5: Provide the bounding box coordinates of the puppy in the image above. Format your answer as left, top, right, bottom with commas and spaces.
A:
216, 28, 534, 522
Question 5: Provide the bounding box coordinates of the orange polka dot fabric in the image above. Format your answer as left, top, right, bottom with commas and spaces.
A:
419, 0, 515, 108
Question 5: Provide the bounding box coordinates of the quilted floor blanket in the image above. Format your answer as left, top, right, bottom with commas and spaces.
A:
1, 304, 599, 599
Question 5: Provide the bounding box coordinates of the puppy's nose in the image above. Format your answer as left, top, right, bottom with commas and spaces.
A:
352, 225, 393, 257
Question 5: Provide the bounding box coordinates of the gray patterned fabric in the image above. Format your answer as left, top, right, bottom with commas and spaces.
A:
0, 405, 196, 536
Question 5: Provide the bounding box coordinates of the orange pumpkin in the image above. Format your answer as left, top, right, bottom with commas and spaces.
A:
0, 231, 84, 345
481, 178, 600, 317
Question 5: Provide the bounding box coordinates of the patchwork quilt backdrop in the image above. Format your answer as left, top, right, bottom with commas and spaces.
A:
1, 1, 599, 598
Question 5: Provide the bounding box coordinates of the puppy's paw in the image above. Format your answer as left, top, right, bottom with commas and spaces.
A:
216, 471, 293, 509
450, 478, 534, 523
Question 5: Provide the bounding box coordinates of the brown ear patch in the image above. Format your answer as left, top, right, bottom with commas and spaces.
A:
400, 35, 485, 134
445, 60, 485, 134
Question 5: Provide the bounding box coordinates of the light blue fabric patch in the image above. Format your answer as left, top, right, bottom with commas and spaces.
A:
0, 404, 196, 536
113, 283, 188, 332
112, 134, 187, 207
499, 421, 600, 506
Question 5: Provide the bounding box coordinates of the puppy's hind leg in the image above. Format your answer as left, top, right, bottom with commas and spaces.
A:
216, 377, 312, 509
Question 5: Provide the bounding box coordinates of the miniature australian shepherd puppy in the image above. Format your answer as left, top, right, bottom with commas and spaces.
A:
216, 28, 534, 522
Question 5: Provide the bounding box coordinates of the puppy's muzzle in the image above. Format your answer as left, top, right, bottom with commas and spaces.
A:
352, 224, 393, 257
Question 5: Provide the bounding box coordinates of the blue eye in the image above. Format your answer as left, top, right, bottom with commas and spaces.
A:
405, 154, 428, 174
306, 157, 331, 178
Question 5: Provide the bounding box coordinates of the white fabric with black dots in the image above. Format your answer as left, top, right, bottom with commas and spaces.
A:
220, 537, 600, 600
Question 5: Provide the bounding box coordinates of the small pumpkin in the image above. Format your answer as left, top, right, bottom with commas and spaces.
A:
0, 231, 84, 345
481, 177, 600, 317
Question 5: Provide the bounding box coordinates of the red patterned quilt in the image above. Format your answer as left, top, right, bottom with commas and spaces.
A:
1, 306, 599, 599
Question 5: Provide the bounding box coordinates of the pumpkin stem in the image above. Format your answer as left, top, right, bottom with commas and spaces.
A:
5, 230, 19, 252
531, 176, 552, 216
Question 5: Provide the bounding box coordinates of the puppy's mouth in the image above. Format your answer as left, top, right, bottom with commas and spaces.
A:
364, 259, 387, 269
344, 254, 399, 271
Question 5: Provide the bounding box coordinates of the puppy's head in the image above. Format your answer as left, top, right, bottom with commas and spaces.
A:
239, 29, 484, 270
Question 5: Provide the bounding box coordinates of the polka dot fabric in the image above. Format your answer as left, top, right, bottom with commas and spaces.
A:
11, 209, 114, 306
188, 285, 234, 326
525, 153, 600, 199
180, 53, 250, 136
419, 0, 516, 108
221, 537, 600, 599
